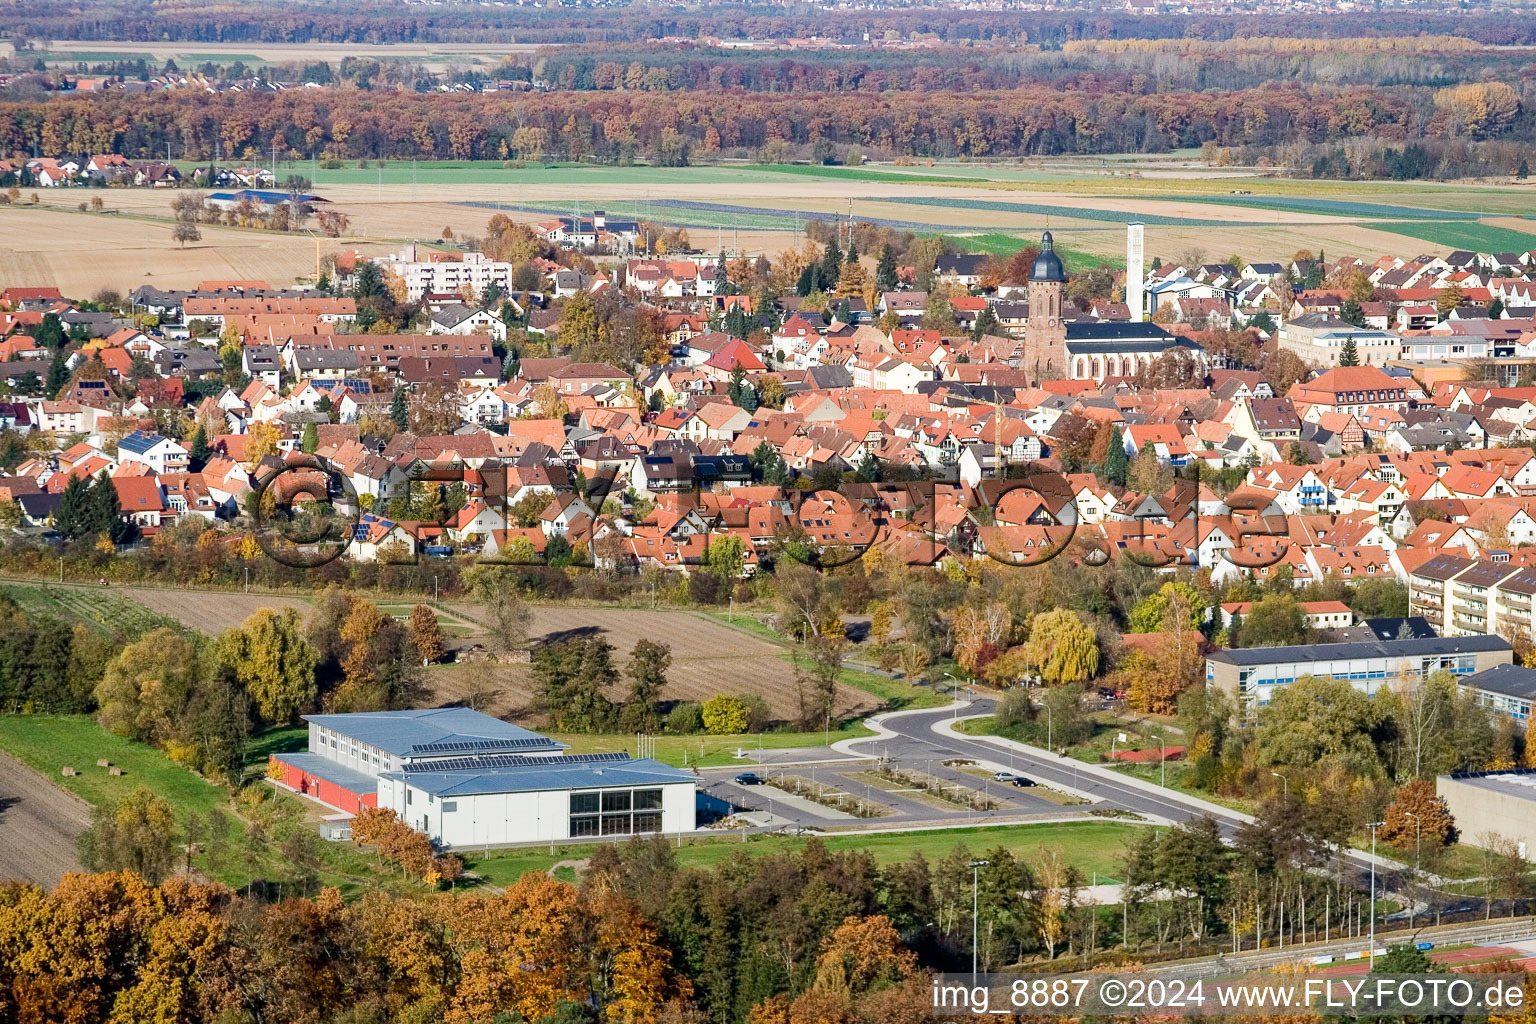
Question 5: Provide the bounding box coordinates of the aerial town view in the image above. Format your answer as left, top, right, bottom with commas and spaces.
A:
4, 0, 1536, 1020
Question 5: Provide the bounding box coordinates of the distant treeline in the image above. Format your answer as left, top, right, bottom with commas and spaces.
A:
1, 80, 1529, 164
7, 4, 1536, 47
523, 45, 1536, 96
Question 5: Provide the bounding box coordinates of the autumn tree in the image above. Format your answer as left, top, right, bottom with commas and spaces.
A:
1025, 609, 1099, 685
811, 915, 916, 996
620, 639, 670, 733
244, 420, 282, 468
408, 604, 446, 665
1437, 282, 1464, 320
701, 694, 750, 735
215, 607, 319, 725
409, 379, 464, 436
77, 786, 179, 884
1381, 778, 1457, 849
96, 628, 206, 746
952, 601, 1010, 677
1264, 348, 1312, 395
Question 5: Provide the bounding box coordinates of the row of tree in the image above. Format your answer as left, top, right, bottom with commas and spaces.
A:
9, 79, 1527, 168
13, 5, 1536, 47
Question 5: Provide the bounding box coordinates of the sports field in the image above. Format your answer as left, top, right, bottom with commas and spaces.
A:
466, 819, 1146, 887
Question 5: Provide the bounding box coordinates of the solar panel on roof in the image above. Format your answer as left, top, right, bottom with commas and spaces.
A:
402, 752, 629, 774
409, 736, 558, 755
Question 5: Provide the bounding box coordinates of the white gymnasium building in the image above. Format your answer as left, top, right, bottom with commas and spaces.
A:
269, 707, 698, 847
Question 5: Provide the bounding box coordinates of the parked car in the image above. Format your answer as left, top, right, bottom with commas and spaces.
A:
1009, 776, 1037, 788
993, 771, 1019, 783
734, 772, 764, 786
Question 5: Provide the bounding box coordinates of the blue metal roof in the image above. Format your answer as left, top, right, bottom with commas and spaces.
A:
302, 708, 565, 757
208, 188, 327, 204
381, 755, 697, 797
1208, 634, 1511, 667
273, 751, 380, 795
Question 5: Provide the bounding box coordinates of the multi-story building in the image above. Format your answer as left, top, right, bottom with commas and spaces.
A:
1457, 664, 1535, 727
1289, 366, 1411, 419
1204, 635, 1513, 709
1278, 313, 1403, 367
1409, 553, 1536, 640
383, 247, 514, 302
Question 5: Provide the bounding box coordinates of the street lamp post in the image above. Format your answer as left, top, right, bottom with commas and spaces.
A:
1271, 771, 1287, 799
1367, 820, 1384, 966
1154, 734, 1166, 787
1406, 811, 1422, 929
1045, 703, 1053, 752
969, 859, 989, 980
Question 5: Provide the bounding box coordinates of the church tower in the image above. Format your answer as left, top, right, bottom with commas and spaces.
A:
1024, 230, 1067, 382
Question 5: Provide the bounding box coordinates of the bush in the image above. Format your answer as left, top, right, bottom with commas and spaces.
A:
702, 694, 749, 735
665, 701, 703, 734
689, 571, 723, 605
996, 687, 1036, 728
739, 692, 772, 732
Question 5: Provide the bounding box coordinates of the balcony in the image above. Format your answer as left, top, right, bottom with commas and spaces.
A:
1413, 594, 1441, 608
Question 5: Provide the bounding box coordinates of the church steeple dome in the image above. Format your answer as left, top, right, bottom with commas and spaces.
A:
1031, 230, 1065, 283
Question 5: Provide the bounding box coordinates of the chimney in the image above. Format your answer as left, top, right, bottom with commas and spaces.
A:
1126, 223, 1145, 322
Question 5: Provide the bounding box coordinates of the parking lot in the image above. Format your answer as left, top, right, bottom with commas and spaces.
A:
700, 748, 1086, 830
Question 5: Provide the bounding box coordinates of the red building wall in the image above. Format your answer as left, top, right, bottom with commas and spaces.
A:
270, 756, 377, 815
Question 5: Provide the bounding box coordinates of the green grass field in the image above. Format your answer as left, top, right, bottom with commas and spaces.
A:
746, 164, 979, 184
1181, 194, 1480, 220
179, 53, 266, 62
940, 232, 1100, 272
308, 162, 814, 187
0, 714, 231, 816
548, 725, 873, 767
0, 582, 185, 639
1373, 220, 1536, 253
0, 714, 434, 896
882, 195, 1239, 227
467, 820, 1145, 888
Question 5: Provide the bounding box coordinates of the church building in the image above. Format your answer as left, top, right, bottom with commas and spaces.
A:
1019, 230, 1204, 385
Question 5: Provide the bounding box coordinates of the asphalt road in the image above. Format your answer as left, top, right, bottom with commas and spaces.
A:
873, 700, 1412, 882
872, 700, 1240, 824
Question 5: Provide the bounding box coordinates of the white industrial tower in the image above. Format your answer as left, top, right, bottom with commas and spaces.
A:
1127, 223, 1145, 321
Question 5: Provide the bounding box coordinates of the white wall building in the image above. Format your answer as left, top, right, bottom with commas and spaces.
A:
269, 707, 698, 848
385, 246, 515, 302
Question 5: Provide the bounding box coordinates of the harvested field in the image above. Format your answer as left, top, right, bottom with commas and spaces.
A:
0, 752, 89, 888
0, 205, 335, 295
114, 587, 313, 634
432, 605, 881, 724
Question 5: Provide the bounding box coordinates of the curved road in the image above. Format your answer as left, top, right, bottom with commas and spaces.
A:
865, 699, 1405, 882
865, 699, 1239, 826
